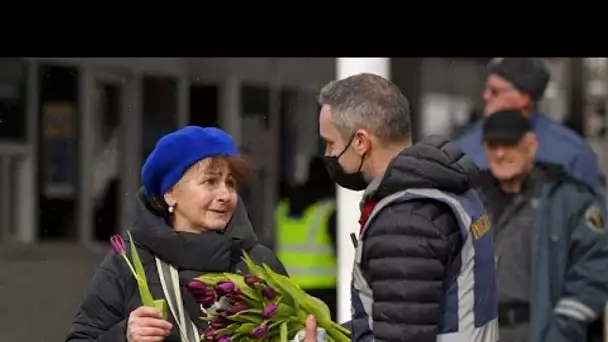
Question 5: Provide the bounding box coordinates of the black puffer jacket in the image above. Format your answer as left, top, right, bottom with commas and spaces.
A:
357, 135, 479, 342
65, 188, 287, 342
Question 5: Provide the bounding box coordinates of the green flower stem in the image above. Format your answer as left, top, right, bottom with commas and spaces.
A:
120, 254, 138, 278
332, 321, 351, 336
127, 231, 155, 306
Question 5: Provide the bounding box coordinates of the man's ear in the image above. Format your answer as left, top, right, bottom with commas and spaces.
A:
353, 129, 372, 156
525, 132, 538, 156
519, 92, 532, 110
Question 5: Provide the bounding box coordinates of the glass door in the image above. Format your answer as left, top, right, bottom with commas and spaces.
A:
91, 75, 123, 242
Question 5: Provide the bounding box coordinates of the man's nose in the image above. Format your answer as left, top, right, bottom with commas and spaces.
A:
494, 147, 505, 158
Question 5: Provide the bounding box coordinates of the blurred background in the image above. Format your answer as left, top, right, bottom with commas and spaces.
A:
0, 57, 605, 340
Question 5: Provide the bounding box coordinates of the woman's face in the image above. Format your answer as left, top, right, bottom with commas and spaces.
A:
165, 157, 238, 233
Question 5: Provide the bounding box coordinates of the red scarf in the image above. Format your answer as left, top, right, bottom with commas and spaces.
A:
359, 199, 378, 233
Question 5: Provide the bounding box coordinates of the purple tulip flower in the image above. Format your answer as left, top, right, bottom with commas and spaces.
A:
186, 279, 209, 295
217, 336, 232, 342
211, 318, 226, 329
203, 327, 216, 340
244, 275, 263, 287
261, 285, 277, 299
109, 235, 126, 255
250, 323, 269, 338
200, 294, 216, 309
225, 292, 244, 305
215, 280, 237, 296
262, 303, 277, 318
186, 280, 217, 308
227, 304, 248, 315
216, 307, 232, 318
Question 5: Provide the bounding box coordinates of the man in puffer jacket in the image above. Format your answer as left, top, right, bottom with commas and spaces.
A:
309, 73, 499, 342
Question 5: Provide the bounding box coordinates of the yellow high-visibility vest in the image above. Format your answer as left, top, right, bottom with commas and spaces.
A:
275, 199, 337, 289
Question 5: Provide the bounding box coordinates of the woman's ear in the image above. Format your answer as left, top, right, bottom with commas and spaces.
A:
164, 190, 175, 207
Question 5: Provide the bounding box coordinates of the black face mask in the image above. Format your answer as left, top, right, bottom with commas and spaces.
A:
323, 135, 368, 191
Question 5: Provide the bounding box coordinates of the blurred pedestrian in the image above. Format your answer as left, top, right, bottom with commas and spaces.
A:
457, 58, 605, 202
476, 110, 608, 342
276, 156, 338, 320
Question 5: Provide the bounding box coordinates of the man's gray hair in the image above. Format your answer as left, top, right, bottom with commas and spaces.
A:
318, 73, 412, 143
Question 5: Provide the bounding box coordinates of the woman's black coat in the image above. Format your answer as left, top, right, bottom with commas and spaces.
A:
65, 189, 288, 341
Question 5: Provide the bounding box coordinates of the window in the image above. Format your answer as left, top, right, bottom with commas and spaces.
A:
189, 84, 219, 127
0, 58, 26, 141
38, 64, 79, 240
142, 75, 177, 159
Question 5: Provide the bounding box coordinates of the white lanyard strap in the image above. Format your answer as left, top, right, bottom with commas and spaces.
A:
155, 257, 200, 342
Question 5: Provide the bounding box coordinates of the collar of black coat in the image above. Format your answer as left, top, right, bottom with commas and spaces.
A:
364, 135, 480, 202
129, 187, 259, 272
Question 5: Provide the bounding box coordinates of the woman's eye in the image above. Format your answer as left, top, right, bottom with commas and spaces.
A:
203, 178, 217, 185
226, 179, 236, 189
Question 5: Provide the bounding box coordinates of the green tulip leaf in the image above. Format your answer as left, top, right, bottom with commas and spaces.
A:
196, 273, 227, 286
226, 314, 262, 324
153, 299, 167, 320
126, 231, 154, 306
233, 322, 258, 335
309, 295, 331, 318
222, 273, 263, 301
280, 322, 288, 342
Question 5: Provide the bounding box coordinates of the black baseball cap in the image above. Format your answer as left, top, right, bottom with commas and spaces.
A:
482, 110, 531, 143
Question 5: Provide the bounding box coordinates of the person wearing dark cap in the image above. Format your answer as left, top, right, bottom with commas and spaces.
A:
66, 126, 287, 342
457, 57, 605, 203
475, 110, 608, 342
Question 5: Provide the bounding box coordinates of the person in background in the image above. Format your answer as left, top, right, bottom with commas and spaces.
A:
476, 109, 608, 342
457, 57, 605, 202
66, 126, 287, 342
313, 73, 498, 342
451, 107, 482, 140
276, 156, 337, 320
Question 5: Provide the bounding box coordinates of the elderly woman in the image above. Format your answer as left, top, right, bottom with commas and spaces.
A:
66, 126, 287, 342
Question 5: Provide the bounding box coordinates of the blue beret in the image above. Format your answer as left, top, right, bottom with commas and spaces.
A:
141, 126, 238, 198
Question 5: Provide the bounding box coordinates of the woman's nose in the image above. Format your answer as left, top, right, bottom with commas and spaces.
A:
215, 183, 231, 202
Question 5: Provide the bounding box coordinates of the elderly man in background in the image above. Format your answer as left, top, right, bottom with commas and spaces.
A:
457, 57, 605, 202
476, 109, 608, 342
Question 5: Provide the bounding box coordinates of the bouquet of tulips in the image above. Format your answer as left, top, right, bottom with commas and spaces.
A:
186, 252, 350, 342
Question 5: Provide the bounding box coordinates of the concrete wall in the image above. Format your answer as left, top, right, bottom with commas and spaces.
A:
0, 243, 105, 341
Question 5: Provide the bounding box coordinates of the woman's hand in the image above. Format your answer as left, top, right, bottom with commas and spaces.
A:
127, 306, 172, 342
304, 315, 317, 342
